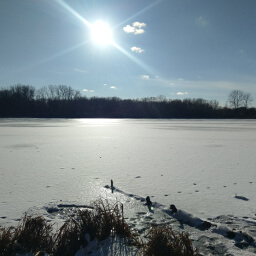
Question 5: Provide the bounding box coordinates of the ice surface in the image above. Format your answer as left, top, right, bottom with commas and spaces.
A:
1, 118, 256, 254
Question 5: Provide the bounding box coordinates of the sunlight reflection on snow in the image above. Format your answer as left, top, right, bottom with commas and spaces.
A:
77, 118, 120, 127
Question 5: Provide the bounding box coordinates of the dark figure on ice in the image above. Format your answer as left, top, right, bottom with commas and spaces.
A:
170, 204, 177, 214
111, 179, 114, 193
146, 196, 152, 206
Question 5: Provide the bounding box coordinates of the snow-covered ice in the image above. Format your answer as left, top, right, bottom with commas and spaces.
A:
0, 118, 256, 255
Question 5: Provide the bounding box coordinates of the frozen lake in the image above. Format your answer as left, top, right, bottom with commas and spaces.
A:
0, 118, 256, 227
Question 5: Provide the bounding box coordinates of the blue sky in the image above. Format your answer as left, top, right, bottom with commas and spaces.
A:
1, 0, 256, 106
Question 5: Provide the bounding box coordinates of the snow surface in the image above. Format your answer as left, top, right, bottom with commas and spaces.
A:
0, 118, 256, 255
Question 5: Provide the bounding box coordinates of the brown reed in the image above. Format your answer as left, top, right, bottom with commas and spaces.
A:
139, 224, 199, 256
0, 200, 198, 256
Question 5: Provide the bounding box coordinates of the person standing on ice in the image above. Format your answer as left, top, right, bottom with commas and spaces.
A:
146, 196, 152, 206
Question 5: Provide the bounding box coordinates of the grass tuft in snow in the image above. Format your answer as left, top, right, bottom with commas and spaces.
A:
53, 199, 137, 256
0, 199, 139, 255
0, 226, 16, 256
53, 217, 86, 256
0, 199, 198, 256
92, 199, 134, 241
139, 224, 199, 256
16, 214, 54, 253
0, 214, 54, 255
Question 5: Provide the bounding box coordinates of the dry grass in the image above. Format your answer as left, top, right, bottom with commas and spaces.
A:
139, 225, 198, 256
0, 199, 136, 255
53, 218, 85, 256
53, 199, 138, 255
92, 199, 133, 240
0, 214, 53, 256
16, 214, 54, 253
0, 227, 16, 256
0, 199, 198, 256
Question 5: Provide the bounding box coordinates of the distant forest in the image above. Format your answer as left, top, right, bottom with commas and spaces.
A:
0, 84, 255, 118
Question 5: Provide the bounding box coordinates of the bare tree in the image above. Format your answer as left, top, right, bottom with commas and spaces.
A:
209, 100, 219, 110
36, 86, 48, 100
228, 90, 253, 108
36, 85, 81, 101
242, 92, 253, 108
157, 95, 167, 102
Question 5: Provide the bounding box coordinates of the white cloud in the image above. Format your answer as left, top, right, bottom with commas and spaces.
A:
131, 46, 144, 53
123, 21, 146, 35
134, 28, 145, 35
83, 89, 94, 93
140, 75, 150, 80
196, 16, 207, 27
132, 22, 146, 28
110, 86, 116, 89
177, 78, 184, 81
123, 25, 135, 33
177, 92, 189, 95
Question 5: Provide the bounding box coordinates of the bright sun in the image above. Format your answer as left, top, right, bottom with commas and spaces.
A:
91, 20, 113, 45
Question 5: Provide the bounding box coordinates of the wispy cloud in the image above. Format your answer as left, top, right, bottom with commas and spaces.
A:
141, 76, 248, 92
177, 92, 188, 95
140, 75, 150, 80
196, 16, 207, 27
83, 89, 94, 93
73, 68, 88, 73
131, 46, 144, 53
239, 49, 246, 56
123, 21, 146, 35
103, 84, 116, 89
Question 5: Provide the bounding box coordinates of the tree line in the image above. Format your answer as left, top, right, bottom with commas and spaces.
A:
0, 84, 255, 118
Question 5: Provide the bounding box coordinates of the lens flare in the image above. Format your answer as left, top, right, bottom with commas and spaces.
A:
91, 20, 113, 45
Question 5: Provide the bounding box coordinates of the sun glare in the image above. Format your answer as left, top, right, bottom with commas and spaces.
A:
91, 20, 113, 45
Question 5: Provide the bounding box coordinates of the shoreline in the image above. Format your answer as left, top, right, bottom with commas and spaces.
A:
1, 186, 256, 255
